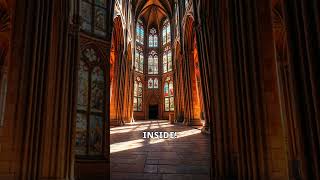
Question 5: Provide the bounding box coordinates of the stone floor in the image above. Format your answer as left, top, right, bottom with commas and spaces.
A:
110, 120, 211, 180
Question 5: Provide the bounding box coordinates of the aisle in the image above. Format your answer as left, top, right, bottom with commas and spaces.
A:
110, 120, 210, 180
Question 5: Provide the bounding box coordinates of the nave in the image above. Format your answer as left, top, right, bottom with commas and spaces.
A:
110, 120, 210, 180
0, 0, 319, 179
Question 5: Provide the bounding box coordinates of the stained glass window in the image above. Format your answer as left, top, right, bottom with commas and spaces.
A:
148, 78, 154, 89
154, 78, 159, 88
76, 48, 105, 156
80, 0, 107, 36
77, 60, 89, 111
136, 21, 144, 44
163, 47, 172, 73
135, 46, 144, 73
148, 78, 159, 89
89, 115, 103, 155
149, 28, 158, 47
134, 77, 143, 111
164, 77, 174, 111
148, 51, 158, 74
162, 20, 171, 45
91, 67, 104, 113
75, 113, 87, 155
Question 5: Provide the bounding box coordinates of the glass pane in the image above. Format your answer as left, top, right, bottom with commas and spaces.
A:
149, 35, 153, 47
75, 113, 87, 155
138, 82, 143, 97
137, 98, 142, 111
148, 56, 153, 74
169, 81, 174, 96
154, 58, 158, 74
140, 26, 144, 43
94, 6, 106, 36
168, 61, 172, 72
135, 52, 139, 70
77, 60, 89, 110
163, 62, 167, 73
154, 36, 158, 47
168, 51, 172, 71
148, 78, 153, 88
165, 98, 169, 111
91, 66, 104, 113
167, 25, 171, 42
164, 83, 169, 97
133, 98, 137, 111
134, 81, 138, 96
89, 115, 103, 155
80, 1, 92, 32
170, 97, 174, 111
162, 29, 166, 45
154, 78, 159, 88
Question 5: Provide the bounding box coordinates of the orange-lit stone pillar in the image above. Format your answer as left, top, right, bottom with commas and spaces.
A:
182, 50, 202, 126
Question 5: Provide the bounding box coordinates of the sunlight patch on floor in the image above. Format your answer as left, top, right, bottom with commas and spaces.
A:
110, 139, 145, 153
110, 121, 202, 153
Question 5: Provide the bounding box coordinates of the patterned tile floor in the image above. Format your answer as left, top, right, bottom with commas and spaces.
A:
110, 120, 211, 180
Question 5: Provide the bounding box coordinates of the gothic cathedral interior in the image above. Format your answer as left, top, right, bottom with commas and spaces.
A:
0, 0, 319, 179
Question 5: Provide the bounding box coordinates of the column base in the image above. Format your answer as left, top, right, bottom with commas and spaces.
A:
183, 118, 203, 126
110, 119, 124, 126
201, 125, 210, 134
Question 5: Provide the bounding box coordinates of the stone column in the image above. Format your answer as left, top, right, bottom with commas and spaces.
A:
182, 50, 202, 126
7, 0, 80, 179
283, 0, 320, 178
0, 66, 7, 127
193, 0, 289, 178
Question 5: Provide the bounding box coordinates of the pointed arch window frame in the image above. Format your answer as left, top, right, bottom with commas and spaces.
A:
75, 47, 107, 158
135, 46, 144, 73
148, 78, 159, 89
162, 20, 171, 46
164, 77, 174, 112
136, 20, 145, 45
148, 50, 158, 75
134, 77, 143, 111
163, 46, 172, 73
149, 28, 158, 47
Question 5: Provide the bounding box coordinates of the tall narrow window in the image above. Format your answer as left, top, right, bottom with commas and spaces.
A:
148, 78, 159, 89
149, 28, 158, 47
76, 48, 105, 156
136, 20, 144, 44
134, 77, 143, 111
135, 20, 144, 73
162, 20, 171, 45
148, 78, 154, 89
80, 0, 107, 36
164, 77, 174, 111
163, 47, 172, 73
135, 46, 144, 73
154, 78, 159, 89
148, 51, 158, 74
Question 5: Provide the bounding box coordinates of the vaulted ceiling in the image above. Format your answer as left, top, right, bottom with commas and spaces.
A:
133, 0, 173, 30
